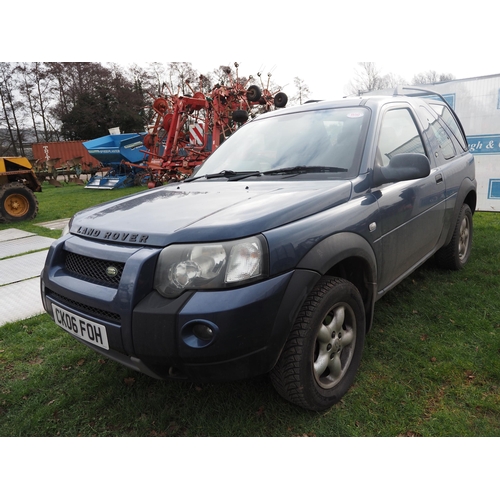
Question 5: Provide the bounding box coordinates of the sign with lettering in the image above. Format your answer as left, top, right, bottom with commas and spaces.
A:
467, 135, 500, 155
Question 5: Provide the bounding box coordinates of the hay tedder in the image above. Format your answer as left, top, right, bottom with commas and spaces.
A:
84, 63, 288, 188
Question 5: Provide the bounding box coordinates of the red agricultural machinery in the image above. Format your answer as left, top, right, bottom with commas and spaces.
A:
83, 63, 289, 188
137, 63, 288, 184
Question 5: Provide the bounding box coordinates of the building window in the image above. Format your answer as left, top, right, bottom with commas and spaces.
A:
488, 179, 500, 199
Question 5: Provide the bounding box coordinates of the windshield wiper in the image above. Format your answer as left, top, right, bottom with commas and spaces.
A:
262, 166, 347, 176
184, 166, 346, 183
184, 170, 262, 183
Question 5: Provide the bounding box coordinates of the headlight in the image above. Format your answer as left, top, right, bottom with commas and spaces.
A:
154, 235, 268, 298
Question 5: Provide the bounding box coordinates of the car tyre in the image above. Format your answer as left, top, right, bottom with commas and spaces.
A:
435, 203, 473, 270
270, 276, 365, 411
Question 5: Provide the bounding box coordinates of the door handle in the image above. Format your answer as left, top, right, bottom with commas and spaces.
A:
435, 174, 443, 184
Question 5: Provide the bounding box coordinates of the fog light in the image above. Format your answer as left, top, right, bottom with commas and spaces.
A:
193, 323, 214, 341
181, 320, 219, 348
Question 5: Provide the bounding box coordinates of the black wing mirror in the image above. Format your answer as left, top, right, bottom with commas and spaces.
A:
373, 153, 430, 187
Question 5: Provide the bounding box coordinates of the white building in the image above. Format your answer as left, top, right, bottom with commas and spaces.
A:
422, 74, 500, 212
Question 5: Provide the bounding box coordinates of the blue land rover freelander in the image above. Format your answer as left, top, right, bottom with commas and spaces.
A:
41, 88, 476, 411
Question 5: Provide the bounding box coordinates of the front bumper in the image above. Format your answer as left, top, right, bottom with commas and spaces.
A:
41, 234, 320, 382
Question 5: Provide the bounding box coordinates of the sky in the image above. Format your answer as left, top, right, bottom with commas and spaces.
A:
8, 1, 499, 104
186, 60, 500, 102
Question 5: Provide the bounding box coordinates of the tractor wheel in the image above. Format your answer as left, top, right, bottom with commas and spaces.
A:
274, 92, 288, 108
246, 85, 262, 102
0, 182, 39, 222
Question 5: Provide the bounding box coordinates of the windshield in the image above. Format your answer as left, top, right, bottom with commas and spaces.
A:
196, 106, 371, 179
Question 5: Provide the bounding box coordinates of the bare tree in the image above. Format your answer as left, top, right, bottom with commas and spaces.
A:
291, 77, 310, 105
145, 62, 168, 95
166, 62, 198, 96
16, 63, 39, 143
381, 72, 408, 88
0, 62, 25, 156
412, 70, 455, 85
348, 62, 385, 95
347, 63, 407, 95
210, 64, 236, 87
16, 62, 58, 143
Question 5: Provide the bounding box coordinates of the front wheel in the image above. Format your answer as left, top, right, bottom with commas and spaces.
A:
0, 182, 39, 222
271, 277, 366, 411
435, 203, 473, 270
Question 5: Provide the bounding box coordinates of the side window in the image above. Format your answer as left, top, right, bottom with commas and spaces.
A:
376, 108, 426, 167
420, 105, 456, 160
429, 103, 468, 151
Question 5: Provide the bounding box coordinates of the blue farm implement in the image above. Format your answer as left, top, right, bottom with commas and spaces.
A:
83, 133, 147, 189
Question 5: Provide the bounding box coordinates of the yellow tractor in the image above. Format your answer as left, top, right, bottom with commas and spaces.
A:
0, 157, 42, 222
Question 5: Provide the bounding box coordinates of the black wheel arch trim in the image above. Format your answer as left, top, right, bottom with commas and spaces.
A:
296, 232, 378, 333
443, 178, 477, 247
267, 269, 322, 371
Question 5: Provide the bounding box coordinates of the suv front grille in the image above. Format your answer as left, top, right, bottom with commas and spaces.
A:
65, 251, 124, 287
47, 289, 121, 323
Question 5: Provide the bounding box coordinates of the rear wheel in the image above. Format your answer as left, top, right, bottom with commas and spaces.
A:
271, 276, 365, 411
232, 109, 249, 123
246, 85, 262, 102
435, 203, 473, 270
274, 92, 288, 108
0, 182, 39, 222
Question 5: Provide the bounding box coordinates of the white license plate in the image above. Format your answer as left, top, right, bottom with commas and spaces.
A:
52, 303, 109, 350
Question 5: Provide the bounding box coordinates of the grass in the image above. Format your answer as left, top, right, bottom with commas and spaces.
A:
1, 182, 499, 436
0, 181, 147, 240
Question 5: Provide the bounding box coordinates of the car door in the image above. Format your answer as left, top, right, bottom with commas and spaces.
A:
374, 105, 446, 291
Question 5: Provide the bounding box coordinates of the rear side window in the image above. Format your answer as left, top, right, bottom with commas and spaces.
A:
429, 103, 468, 151
375, 108, 426, 167
419, 105, 456, 160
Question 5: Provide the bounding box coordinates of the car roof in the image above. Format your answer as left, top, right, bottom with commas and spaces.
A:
253, 86, 455, 123
258, 95, 422, 119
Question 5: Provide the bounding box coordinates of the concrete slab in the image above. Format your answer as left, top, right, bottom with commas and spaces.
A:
0, 224, 68, 326
0, 229, 35, 242
0, 250, 49, 286
0, 277, 45, 326
35, 218, 70, 230
0, 235, 55, 259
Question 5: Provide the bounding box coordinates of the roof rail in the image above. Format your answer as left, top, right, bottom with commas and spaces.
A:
393, 85, 449, 105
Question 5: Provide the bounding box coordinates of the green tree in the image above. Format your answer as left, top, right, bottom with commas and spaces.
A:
60, 65, 146, 140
